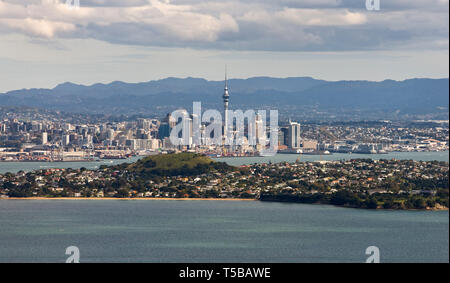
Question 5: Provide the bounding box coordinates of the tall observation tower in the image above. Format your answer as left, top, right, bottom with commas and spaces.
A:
223, 68, 230, 141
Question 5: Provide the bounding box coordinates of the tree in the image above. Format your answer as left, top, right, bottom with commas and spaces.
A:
365, 198, 378, 209
382, 199, 394, 209
116, 188, 130, 198
413, 198, 427, 209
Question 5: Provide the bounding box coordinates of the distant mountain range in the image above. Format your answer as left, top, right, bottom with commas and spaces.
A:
0, 77, 448, 120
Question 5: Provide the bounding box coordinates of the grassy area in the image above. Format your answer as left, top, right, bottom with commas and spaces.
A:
124, 153, 233, 177
129, 153, 213, 170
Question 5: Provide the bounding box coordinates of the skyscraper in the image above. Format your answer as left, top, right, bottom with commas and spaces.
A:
158, 113, 175, 140
223, 68, 230, 142
255, 114, 266, 148
62, 134, 70, 147
288, 122, 301, 149
42, 132, 48, 145
279, 127, 289, 146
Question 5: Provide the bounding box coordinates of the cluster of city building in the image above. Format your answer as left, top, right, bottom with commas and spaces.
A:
296, 123, 449, 154
1, 75, 448, 162
1, 114, 448, 162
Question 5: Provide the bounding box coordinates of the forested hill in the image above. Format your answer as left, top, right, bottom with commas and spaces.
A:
111, 153, 234, 177
1, 77, 448, 120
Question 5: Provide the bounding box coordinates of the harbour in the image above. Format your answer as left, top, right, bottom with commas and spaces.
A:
0, 151, 448, 174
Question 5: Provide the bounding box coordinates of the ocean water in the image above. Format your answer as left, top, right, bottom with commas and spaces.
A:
0, 151, 448, 174
0, 200, 448, 263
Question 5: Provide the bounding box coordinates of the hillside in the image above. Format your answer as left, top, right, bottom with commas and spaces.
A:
0, 77, 448, 120
123, 153, 234, 177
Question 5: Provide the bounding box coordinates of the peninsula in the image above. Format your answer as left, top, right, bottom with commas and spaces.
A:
1, 153, 448, 210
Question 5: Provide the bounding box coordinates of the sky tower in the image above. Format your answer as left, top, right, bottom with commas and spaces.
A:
223, 67, 230, 142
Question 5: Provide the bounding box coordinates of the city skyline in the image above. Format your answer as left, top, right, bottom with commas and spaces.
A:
0, 0, 448, 266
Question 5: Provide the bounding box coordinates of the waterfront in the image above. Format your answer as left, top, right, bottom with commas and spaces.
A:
0, 151, 448, 174
0, 199, 447, 263
0, 157, 143, 174
215, 151, 450, 166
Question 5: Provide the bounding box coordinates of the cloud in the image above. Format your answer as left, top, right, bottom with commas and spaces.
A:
0, 0, 448, 51
246, 8, 368, 26
0, 18, 76, 38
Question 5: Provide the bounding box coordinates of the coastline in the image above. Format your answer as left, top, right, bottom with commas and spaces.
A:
1, 197, 447, 211
0, 160, 106, 163
2, 197, 256, 201
258, 200, 449, 211
1, 150, 449, 163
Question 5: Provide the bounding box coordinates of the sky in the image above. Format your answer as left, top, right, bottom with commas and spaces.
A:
0, 0, 448, 93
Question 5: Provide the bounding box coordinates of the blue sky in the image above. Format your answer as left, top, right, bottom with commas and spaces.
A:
0, 0, 448, 92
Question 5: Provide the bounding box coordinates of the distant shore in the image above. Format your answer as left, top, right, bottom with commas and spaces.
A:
1, 197, 447, 211
1, 150, 449, 163
0, 159, 108, 163
2, 197, 256, 201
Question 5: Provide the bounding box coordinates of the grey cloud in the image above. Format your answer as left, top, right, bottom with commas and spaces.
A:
73, 0, 149, 7
0, 0, 447, 52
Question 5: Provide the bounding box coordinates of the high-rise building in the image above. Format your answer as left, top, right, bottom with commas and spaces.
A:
191, 113, 200, 147
0, 123, 6, 133
223, 68, 230, 141
163, 113, 176, 128
137, 118, 151, 130
158, 123, 172, 139
62, 134, 70, 146
279, 127, 289, 146
255, 114, 266, 147
106, 129, 115, 140
288, 122, 301, 149
85, 135, 93, 146
184, 116, 193, 148
42, 132, 48, 145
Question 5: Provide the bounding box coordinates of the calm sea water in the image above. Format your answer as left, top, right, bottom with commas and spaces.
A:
0, 151, 448, 174
0, 200, 448, 263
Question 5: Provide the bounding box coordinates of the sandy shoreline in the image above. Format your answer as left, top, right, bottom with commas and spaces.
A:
2, 197, 256, 201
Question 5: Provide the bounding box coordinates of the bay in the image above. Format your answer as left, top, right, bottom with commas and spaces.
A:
0, 200, 448, 263
0, 151, 448, 174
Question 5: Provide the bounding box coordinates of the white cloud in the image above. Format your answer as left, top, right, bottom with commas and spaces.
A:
0, 0, 447, 51
0, 17, 75, 37
275, 8, 367, 26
